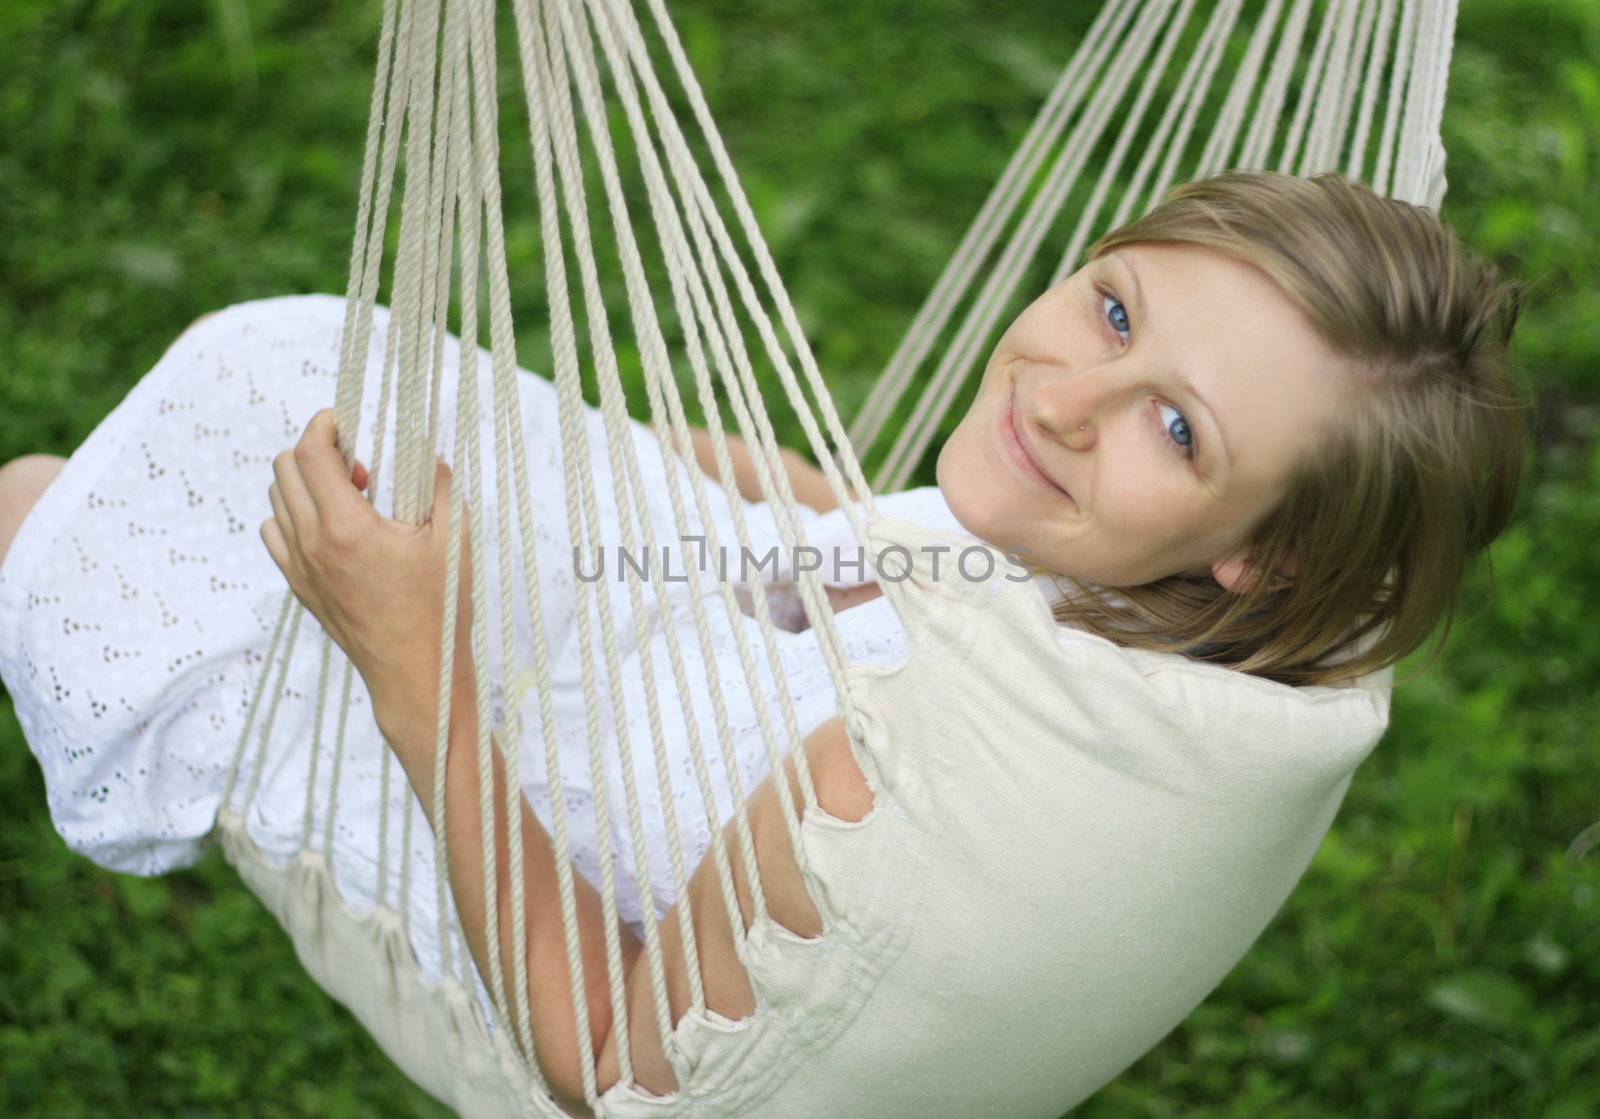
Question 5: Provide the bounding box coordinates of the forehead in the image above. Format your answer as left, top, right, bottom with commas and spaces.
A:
1109, 243, 1354, 484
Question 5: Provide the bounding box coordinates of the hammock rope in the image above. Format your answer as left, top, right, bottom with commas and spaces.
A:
212, 0, 1461, 1112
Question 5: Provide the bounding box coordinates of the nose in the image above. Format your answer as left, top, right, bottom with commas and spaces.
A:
1027, 360, 1127, 450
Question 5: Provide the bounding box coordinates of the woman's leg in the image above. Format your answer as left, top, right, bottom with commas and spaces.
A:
0, 454, 66, 570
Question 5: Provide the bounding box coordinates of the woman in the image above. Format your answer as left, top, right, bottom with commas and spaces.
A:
0, 172, 1528, 1106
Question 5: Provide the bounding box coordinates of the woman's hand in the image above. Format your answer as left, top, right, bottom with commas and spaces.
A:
259, 407, 472, 728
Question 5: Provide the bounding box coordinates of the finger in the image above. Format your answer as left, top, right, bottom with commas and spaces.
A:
352, 458, 369, 493
296, 408, 372, 526
260, 517, 329, 641
430, 458, 471, 564
272, 450, 319, 541
429, 458, 454, 527
432, 460, 477, 660
267, 479, 291, 541
259, 516, 290, 576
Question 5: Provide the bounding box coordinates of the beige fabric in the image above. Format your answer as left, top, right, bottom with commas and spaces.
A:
219, 510, 1391, 1117
603, 513, 1392, 1116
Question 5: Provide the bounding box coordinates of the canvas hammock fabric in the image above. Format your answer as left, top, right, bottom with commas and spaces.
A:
209, 0, 1457, 1114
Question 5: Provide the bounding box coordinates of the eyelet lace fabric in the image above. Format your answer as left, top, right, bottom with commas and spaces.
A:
0, 293, 951, 1016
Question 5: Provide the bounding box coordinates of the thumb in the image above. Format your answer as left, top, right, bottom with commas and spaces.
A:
433, 459, 475, 650
431, 458, 472, 555
430, 457, 454, 523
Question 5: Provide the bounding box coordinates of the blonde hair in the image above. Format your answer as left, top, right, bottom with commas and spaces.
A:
1047, 171, 1530, 688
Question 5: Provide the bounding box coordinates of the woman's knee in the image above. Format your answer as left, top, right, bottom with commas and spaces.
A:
0, 454, 66, 568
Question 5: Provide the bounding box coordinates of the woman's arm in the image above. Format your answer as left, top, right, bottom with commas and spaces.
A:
373, 656, 639, 1113
664, 422, 854, 514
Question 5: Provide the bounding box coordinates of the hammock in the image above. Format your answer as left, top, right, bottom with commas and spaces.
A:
211, 0, 1456, 1114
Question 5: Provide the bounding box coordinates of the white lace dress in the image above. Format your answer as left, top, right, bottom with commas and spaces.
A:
0, 293, 1005, 996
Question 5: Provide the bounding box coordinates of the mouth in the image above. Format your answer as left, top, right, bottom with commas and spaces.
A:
1001, 386, 1074, 504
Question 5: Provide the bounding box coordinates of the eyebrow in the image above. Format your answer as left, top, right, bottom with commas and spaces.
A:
1111, 250, 1232, 482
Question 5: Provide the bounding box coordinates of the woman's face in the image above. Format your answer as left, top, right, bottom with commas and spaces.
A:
936, 241, 1358, 590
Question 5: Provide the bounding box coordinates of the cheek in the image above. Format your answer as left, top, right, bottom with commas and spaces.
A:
1082, 466, 1204, 576
936, 399, 1042, 556
936, 420, 999, 540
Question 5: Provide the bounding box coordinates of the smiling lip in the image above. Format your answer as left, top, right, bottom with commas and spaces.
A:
1002, 387, 1073, 503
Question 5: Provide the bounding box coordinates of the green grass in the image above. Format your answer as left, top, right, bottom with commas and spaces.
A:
3, 0, 1599, 1115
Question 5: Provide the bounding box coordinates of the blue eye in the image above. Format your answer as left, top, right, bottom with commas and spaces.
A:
1156, 401, 1195, 458
1102, 293, 1131, 342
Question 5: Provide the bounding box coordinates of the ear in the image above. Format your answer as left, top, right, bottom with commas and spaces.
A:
1211, 546, 1298, 593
